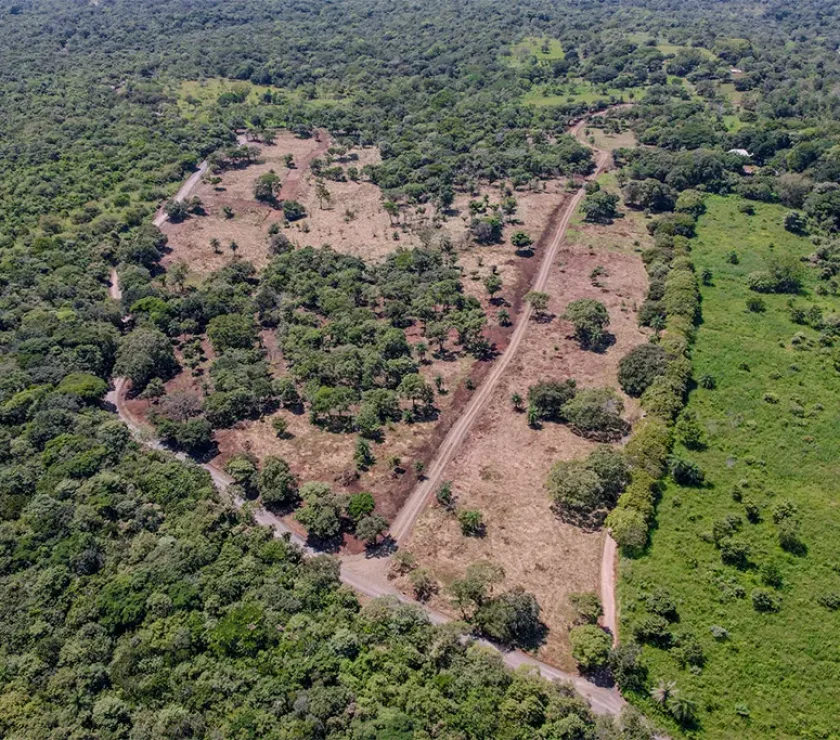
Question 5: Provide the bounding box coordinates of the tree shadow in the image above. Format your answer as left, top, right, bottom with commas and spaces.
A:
365, 535, 398, 559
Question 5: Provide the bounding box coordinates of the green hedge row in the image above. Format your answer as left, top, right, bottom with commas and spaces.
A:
606, 214, 701, 552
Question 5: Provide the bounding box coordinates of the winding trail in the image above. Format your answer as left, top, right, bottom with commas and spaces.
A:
105, 112, 627, 717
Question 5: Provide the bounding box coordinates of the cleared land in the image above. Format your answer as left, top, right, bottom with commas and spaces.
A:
395, 173, 651, 669
622, 196, 840, 738
141, 129, 577, 542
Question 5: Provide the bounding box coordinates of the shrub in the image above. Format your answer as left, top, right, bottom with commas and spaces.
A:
563, 388, 627, 440
527, 379, 577, 421
458, 509, 485, 536
569, 625, 612, 671
668, 456, 705, 486
751, 589, 781, 612
569, 592, 603, 624
618, 343, 669, 397
347, 491, 375, 522
564, 299, 610, 349
747, 255, 803, 294
282, 199, 306, 221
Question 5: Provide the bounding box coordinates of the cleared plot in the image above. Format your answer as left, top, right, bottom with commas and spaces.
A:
160, 131, 328, 275
397, 180, 651, 669
622, 196, 840, 739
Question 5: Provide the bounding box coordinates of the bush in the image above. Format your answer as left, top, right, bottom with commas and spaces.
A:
668, 456, 705, 486
618, 343, 669, 397
548, 446, 629, 516
258, 456, 298, 507
569, 625, 612, 671
563, 388, 627, 440
607, 505, 649, 552
282, 199, 307, 221
347, 491, 375, 522
569, 592, 603, 624
458, 509, 485, 536
752, 589, 781, 612
527, 379, 577, 421
564, 299, 610, 349
747, 255, 803, 294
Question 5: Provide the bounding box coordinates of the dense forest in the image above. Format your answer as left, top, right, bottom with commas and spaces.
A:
3, 0, 840, 737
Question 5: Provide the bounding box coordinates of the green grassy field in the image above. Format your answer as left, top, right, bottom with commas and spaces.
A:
510, 36, 565, 64
621, 196, 840, 738
522, 79, 643, 107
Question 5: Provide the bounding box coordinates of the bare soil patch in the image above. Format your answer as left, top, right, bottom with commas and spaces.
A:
395, 189, 651, 669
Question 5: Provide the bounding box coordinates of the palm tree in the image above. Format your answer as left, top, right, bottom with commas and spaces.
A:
667, 694, 697, 725
650, 679, 677, 706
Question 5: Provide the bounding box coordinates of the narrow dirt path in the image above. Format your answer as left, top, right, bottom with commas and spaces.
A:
600, 533, 619, 643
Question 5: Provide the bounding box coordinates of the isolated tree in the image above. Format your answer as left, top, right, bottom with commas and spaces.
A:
511, 231, 533, 250
254, 171, 281, 204
295, 482, 345, 540
564, 299, 610, 349
164, 199, 189, 222
210, 237, 222, 254
484, 273, 502, 300
581, 190, 620, 223
257, 456, 297, 506
314, 178, 332, 210
527, 379, 577, 421
449, 560, 505, 617
473, 587, 542, 646
525, 291, 550, 319
356, 514, 389, 545
410, 568, 438, 601
347, 491, 375, 522
458, 509, 485, 536
563, 388, 626, 439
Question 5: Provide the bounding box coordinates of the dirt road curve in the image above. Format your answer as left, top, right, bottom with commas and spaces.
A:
152, 134, 249, 227
340, 557, 625, 715
389, 146, 611, 544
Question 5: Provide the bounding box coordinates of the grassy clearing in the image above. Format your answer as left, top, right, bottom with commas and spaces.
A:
175, 78, 347, 121
657, 43, 717, 60
523, 80, 643, 107
621, 196, 840, 738
510, 36, 565, 64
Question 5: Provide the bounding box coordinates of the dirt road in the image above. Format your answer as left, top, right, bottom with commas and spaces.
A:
152, 134, 249, 227
389, 146, 611, 543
